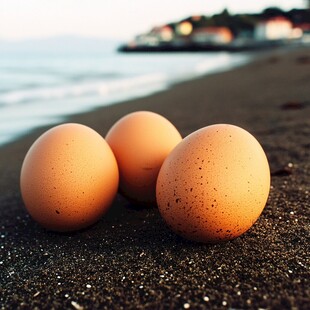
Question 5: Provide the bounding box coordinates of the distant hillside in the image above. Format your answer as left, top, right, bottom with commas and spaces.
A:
119, 7, 310, 53
170, 8, 310, 36
0, 36, 121, 53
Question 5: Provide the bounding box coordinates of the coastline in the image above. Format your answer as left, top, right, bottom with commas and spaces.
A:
0, 46, 309, 309
118, 38, 294, 53
0, 50, 251, 148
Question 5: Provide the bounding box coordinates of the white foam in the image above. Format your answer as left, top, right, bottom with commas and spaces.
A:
0, 72, 167, 106
0, 52, 251, 147
195, 53, 251, 75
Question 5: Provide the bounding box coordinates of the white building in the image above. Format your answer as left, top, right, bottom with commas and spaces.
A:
255, 17, 293, 40
191, 27, 233, 44
130, 26, 174, 47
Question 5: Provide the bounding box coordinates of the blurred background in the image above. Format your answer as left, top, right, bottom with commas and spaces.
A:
0, 0, 309, 146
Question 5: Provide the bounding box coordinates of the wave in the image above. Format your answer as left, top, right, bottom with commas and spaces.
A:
0, 52, 252, 147
194, 53, 251, 75
0, 73, 168, 106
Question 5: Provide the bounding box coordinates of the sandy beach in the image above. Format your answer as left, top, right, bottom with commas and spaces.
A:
0, 46, 309, 309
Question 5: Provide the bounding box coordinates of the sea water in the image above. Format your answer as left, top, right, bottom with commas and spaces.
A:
0, 49, 251, 146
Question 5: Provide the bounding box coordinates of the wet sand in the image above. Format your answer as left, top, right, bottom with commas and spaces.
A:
0, 46, 309, 309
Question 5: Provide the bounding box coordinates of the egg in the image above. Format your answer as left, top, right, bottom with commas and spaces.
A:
106, 111, 182, 205
156, 124, 270, 243
20, 123, 119, 232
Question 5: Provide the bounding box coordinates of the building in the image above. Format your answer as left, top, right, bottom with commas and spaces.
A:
150, 26, 174, 42
191, 27, 233, 44
294, 22, 310, 41
295, 22, 310, 34
254, 17, 293, 40
130, 25, 174, 47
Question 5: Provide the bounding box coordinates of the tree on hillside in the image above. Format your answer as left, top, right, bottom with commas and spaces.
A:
262, 7, 284, 18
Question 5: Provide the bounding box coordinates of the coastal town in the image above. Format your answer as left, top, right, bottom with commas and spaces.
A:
119, 6, 310, 52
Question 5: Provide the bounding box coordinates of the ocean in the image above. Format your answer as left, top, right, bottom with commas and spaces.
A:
0, 48, 251, 146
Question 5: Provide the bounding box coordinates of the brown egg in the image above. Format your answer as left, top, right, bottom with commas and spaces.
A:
20, 123, 119, 232
106, 111, 182, 205
156, 124, 270, 243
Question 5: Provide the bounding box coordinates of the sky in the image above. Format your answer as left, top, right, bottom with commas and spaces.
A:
0, 0, 306, 41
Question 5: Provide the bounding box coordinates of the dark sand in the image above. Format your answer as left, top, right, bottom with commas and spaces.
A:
0, 47, 309, 309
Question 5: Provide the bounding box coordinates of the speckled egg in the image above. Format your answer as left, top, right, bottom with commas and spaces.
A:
106, 111, 182, 205
156, 124, 270, 243
20, 123, 119, 232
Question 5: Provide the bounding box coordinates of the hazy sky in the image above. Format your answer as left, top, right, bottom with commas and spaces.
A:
0, 0, 306, 41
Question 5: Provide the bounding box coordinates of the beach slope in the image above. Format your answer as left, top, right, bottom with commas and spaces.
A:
0, 47, 309, 309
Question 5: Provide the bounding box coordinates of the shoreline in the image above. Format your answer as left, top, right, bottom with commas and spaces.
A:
0, 50, 252, 148
118, 39, 299, 53
0, 46, 309, 309
0, 44, 299, 150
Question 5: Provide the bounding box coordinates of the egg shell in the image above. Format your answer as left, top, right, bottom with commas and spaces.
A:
20, 123, 119, 232
106, 111, 182, 205
156, 124, 270, 243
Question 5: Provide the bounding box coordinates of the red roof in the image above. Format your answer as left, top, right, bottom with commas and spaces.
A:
258, 16, 292, 25
294, 23, 310, 31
